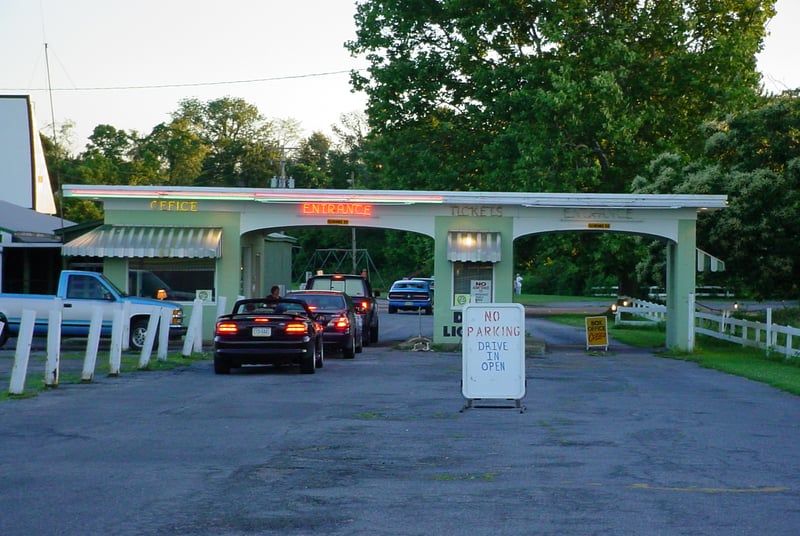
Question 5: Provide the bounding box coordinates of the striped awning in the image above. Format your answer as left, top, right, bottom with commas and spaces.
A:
447, 231, 502, 262
62, 225, 222, 258
697, 248, 725, 272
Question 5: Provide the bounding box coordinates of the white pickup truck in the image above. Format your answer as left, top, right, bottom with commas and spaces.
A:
0, 270, 186, 350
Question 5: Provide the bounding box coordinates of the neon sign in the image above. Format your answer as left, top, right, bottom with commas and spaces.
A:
150, 200, 198, 212
301, 202, 373, 217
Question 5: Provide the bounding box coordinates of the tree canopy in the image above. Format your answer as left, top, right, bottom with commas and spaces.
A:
633, 91, 800, 298
347, 0, 775, 193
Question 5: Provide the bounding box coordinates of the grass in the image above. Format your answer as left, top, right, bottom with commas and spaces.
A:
1, 350, 211, 402
513, 293, 612, 304
544, 313, 800, 396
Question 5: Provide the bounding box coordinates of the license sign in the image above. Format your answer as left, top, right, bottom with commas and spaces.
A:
252, 327, 272, 337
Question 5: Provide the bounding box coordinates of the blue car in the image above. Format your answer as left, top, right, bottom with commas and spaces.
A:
387, 279, 433, 315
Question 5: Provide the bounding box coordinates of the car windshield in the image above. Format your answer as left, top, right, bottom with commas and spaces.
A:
312, 277, 366, 297
393, 282, 427, 290
234, 299, 309, 315
291, 294, 346, 311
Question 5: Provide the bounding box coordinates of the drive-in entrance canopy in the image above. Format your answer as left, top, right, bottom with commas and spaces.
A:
62, 185, 726, 350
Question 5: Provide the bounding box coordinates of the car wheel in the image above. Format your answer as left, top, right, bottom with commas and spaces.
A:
214, 354, 230, 374
388, 305, 397, 314
301, 344, 316, 374
370, 319, 379, 344
356, 329, 363, 353
315, 340, 324, 368
130, 318, 153, 350
342, 332, 356, 359
0, 320, 8, 348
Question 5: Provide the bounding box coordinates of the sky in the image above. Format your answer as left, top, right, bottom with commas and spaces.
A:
1, 0, 798, 154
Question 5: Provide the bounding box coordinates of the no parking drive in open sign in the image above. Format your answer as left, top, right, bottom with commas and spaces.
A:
461, 303, 526, 402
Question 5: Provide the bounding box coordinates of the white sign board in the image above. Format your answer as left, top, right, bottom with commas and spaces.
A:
470, 279, 492, 303
462, 303, 526, 401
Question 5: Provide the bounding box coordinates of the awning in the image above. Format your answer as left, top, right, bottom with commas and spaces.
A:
62, 225, 223, 258
447, 231, 502, 262
697, 248, 725, 272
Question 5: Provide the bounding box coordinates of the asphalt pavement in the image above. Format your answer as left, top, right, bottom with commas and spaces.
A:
1, 313, 799, 535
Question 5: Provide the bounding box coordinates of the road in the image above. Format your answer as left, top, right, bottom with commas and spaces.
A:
1, 308, 799, 535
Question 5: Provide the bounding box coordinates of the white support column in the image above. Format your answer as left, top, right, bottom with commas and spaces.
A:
665, 218, 697, 351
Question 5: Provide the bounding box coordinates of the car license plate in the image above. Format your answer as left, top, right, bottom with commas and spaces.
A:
252, 327, 271, 337
405, 301, 413, 306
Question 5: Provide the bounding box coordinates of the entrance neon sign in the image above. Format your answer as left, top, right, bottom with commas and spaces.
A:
301, 202, 373, 217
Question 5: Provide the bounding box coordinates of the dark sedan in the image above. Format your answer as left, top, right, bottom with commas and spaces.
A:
285, 290, 363, 358
213, 298, 324, 374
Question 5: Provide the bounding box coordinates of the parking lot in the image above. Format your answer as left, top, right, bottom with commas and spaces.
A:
1, 310, 799, 535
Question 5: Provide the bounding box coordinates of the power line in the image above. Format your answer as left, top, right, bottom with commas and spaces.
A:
1, 69, 363, 92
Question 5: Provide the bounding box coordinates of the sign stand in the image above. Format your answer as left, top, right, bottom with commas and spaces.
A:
460, 303, 526, 413
585, 316, 609, 351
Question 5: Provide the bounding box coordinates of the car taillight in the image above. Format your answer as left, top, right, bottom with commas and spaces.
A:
332, 315, 350, 331
285, 322, 308, 334
359, 300, 370, 311
216, 322, 238, 334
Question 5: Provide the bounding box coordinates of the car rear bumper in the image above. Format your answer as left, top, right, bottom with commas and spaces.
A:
214, 339, 313, 365
388, 300, 432, 310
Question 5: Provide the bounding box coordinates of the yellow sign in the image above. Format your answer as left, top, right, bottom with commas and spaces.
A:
585, 316, 609, 350
453, 293, 471, 307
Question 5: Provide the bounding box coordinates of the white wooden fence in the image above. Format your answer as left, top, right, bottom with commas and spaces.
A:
6, 297, 223, 396
613, 296, 800, 360
614, 298, 667, 326
695, 309, 800, 359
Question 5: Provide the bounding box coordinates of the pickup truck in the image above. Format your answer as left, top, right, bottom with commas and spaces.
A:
0, 270, 187, 350
304, 273, 380, 345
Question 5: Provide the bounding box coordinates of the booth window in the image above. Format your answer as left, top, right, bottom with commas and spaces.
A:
128, 258, 215, 302
453, 261, 493, 298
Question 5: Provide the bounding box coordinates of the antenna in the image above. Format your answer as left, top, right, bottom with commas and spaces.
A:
43, 42, 65, 232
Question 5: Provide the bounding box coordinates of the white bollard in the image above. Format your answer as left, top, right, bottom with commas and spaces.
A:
44, 299, 63, 387
9, 309, 37, 395
121, 300, 131, 351
182, 299, 204, 356
157, 307, 171, 361
82, 306, 104, 382
108, 304, 124, 376
138, 307, 160, 369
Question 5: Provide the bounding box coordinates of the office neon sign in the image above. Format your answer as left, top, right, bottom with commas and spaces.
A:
301, 202, 374, 217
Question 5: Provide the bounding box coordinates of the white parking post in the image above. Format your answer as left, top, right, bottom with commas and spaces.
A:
182, 299, 204, 356
138, 306, 160, 369
44, 299, 63, 387
82, 306, 104, 382
108, 304, 124, 376
121, 300, 131, 351
9, 309, 36, 395
157, 307, 171, 361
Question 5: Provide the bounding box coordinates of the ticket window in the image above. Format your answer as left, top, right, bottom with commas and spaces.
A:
452, 261, 494, 307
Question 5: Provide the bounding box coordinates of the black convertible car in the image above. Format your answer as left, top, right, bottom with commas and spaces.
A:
213, 298, 324, 375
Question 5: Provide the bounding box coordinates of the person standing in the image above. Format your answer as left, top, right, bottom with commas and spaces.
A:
514, 273, 523, 295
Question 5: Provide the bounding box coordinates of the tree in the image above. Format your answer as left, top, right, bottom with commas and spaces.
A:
292, 132, 336, 189
347, 0, 775, 193
633, 91, 800, 298
169, 97, 278, 187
